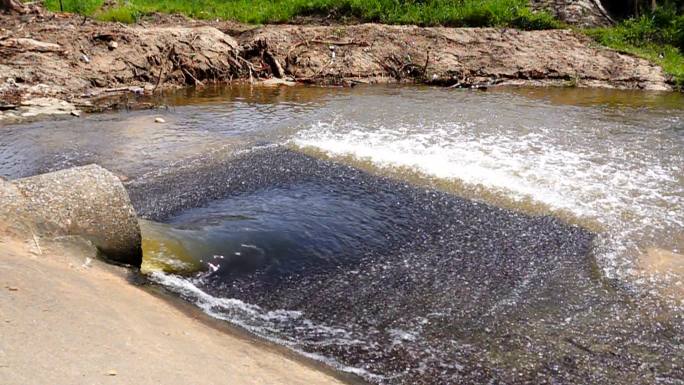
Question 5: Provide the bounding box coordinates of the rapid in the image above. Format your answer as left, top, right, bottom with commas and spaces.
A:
1, 85, 682, 384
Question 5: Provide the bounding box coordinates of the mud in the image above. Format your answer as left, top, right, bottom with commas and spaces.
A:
0, 8, 673, 120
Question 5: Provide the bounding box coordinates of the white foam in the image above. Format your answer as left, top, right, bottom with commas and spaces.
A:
291, 119, 684, 285
149, 271, 386, 382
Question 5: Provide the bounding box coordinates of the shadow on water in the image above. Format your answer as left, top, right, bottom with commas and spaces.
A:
134, 147, 682, 385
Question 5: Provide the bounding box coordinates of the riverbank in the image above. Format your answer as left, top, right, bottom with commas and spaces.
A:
0, 6, 673, 121
0, 231, 358, 385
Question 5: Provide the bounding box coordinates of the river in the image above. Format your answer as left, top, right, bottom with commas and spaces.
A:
1, 85, 682, 384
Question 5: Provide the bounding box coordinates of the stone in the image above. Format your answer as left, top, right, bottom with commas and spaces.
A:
154, 117, 166, 123
107, 41, 118, 50
530, 0, 613, 27
17, 97, 79, 118
260, 77, 296, 87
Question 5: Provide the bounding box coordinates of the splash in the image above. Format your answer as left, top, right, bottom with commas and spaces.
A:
149, 271, 387, 382
291, 115, 684, 296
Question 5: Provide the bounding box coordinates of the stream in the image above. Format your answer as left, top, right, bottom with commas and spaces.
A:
1, 85, 682, 384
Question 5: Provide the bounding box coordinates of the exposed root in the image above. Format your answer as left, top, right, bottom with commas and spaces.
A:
0, 8, 673, 118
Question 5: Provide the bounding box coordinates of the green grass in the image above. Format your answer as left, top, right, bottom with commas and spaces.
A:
585, 6, 684, 87
587, 29, 684, 87
43, 0, 561, 29
42, 0, 683, 88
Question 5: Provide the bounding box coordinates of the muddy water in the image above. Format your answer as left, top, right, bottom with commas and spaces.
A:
1, 85, 683, 384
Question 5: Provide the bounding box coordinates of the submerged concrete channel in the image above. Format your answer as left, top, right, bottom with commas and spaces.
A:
128, 146, 682, 385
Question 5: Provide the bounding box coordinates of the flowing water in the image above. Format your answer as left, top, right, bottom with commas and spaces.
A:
1, 85, 682, 384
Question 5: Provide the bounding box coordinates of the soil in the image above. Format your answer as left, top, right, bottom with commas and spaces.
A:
0, 7, 674, 120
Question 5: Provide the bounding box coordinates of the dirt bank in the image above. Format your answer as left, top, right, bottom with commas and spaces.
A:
0, 8, 672, 120
0, 231, 356, 385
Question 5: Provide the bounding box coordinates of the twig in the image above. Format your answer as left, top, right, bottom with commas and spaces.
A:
423, 48, 430, 78
310, 39, 369, 47
31, 231, 42, 255
153, 45, 174, 92
181, 67, 202, 86
237, 56, 256, 83
564, 337, 595, 355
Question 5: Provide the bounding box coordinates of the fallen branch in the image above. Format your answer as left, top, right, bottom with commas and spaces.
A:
0, 38, 64, 53
1, 0, 27, 14
263, 50, 285, 78
103, 86, 145, 94
422, 48, 430, 78
181, 67, 202, 86
153, 45, 174, 92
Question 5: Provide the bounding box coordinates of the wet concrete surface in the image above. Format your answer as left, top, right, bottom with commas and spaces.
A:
130, 146, 683, 385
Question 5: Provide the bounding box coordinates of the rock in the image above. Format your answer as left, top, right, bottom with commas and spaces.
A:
70, 110, 81, 117
8, 165, 143, 266
0, 38, 63, 53
260, 77, 296, 87
107, 41, 118, 50
17, 98, 79, 118
530, 0, 613, 27
6, 286, 18, 291
106, 369, 117, 376
154, 117, 166, 123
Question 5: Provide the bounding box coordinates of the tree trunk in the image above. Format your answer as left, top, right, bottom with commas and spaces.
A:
1, 0, 26, 13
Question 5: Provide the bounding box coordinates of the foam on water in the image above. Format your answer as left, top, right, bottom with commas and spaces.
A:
149, 271, 387, 382
291, 112, 684, 291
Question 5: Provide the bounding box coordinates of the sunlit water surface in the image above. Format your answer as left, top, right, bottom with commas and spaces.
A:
1, 85, 682, 384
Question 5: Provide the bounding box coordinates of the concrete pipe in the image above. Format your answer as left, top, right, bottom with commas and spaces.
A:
6, 165, 142, 266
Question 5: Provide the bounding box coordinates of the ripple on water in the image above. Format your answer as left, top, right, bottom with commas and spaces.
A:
2, 85, 683, 384
138, 148, 682, 385
290, 95, 684, 305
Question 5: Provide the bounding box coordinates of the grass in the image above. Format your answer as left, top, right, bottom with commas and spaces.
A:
41, 0, 683, 88
585, 6, 684, 87
42, 0, 561, 29
587, 29, 684, 87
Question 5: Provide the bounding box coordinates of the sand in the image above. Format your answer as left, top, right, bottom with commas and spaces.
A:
0, 234, 351, 385
641, 247, 684, 301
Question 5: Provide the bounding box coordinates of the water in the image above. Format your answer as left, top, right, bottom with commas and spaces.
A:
0, 86, 336, 179
1, 85, 682, 384
290, 87, 684, 298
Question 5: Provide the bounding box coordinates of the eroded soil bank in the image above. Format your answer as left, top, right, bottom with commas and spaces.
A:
0, 7, 674, 120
